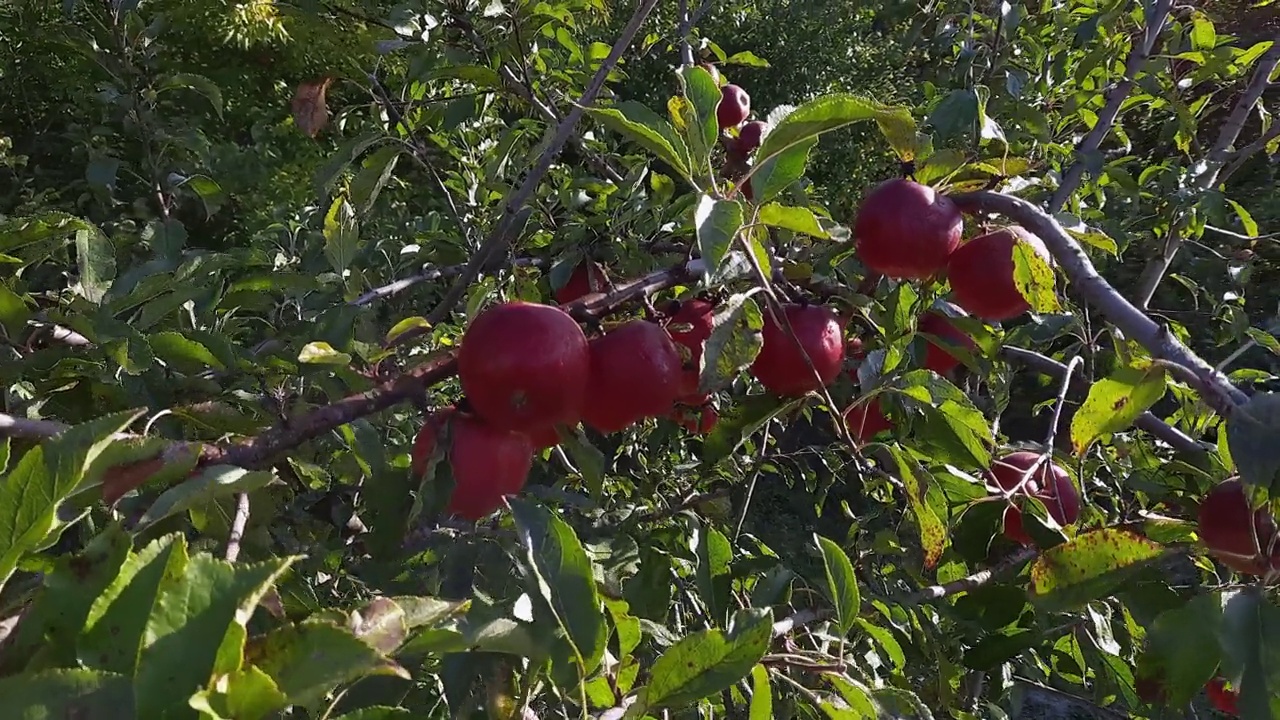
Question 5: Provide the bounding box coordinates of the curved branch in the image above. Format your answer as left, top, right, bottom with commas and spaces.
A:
1049, 0, 1173, 212
426, 0, 662, 325
202, 257, 708, 470
952, 190, 1248, 415
1132, 34, 1280, 307
1001, 346, 1209, 455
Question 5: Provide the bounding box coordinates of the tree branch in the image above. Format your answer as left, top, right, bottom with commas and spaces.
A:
1219, 121, 1280, 184
1001, 346, 1209, 455
1048, 0, 1173, 213
1132, 34, 1280, 307
495, 65, 624, 184
201, 257, 706, 469
905, 546, 1038, 603
349, 257, 548, 307
677, 0, 695, 67
952, 190, 1249, 415
425, 0, 662, 325
225, 492, 250, 561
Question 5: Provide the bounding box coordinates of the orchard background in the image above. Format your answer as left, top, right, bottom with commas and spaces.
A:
3, 0, 1280, 718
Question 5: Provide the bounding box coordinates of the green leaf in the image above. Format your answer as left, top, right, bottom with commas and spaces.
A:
0, 283, 32, 334
1248, 327, 1280, 357
1011, 241, 1060, 313
749, 136, 816, 204
251, 621, 407, 707
0, 523, 132, 673
677, 65, 722, 175
392, 596, 471, 630
588, 101, 692, 183
1065, 227, 1118, 256
351, 145, 403, 215
695, 195, 746, 275
383, 317, 431, 346
1226, 392, 1280, 495
1070, 364, 1167, 456
558, 424, 606, 499
638, 607, 773, 711
1028, 529, 1164, 611
749, 665, 772, 720
131, 549, 298, 717
158, 72, 224, 119
323, 196, 362, 274
314, 132, 385, 194
724, 51, 770, 67
132, 466, 273, 532
814, 534, 860, 635
148, 331, 225, 372
178, 175, 226, 216
823, 673, 881, 717
927, 88, 980, 145
755, 94, 918, 167
693, 520, 733, 625
188, 665, 287, 720
79, 533, 189, 674
758, 203, 830, 237
298, 341, 352, 365
1136, 594, 1223, 707
897, 370, 992, 469
1190, 12, 1217, 51
1225, 197, 1259, 238
510, 498, 607, 679
1217, 588, 1280, 719
699, 292, 764, 394
884, 445, 947, 569
0, 668, 134, 719
702, 394, 804, 467
0, 409, 143, 590
0, 212, 101, 254
76, 226, 116, 303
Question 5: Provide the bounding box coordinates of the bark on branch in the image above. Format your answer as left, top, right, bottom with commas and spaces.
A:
425, 0, 662, 325
1049, 0, 1173, 212
952, 190, 1249, 415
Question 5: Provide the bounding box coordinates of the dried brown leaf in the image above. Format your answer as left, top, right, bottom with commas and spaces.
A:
292, 76, 334, 138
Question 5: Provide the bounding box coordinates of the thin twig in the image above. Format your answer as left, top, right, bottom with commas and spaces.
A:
733, 420, 771, 540
952, 191, 1248, 415
1001, 346, 1207, 455
1044, 356, 1083, 449
350, 257, 547, 307
225, 492, 250, 562
495, 65, 624, 184
1132, 34, 1280, 308
1048, 0, 1172, 212
905, 546, 1038, 603
677, 0, 695, 67
426, 0, 662, 325
1219, 122, 1280, 184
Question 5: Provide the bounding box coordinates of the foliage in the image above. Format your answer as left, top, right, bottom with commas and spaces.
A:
2, 0, 1280, 719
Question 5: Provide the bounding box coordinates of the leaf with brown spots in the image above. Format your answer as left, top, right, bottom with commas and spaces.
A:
1069, 364, 1167, 456
292, 77, 334, 138
98, 442, 199, 505
1029, 529, 1164, 611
